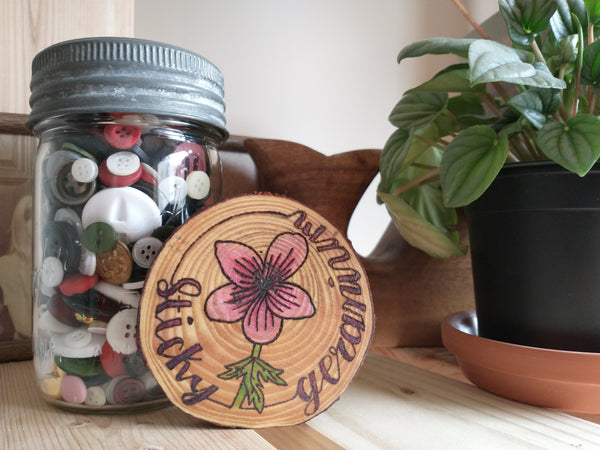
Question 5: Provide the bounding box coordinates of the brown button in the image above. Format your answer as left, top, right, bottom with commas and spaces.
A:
96, 240, 133, 285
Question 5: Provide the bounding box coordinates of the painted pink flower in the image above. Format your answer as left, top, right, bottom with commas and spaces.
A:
205, 232, 315, 344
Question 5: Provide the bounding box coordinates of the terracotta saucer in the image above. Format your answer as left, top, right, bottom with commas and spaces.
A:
441, 310, 600, 414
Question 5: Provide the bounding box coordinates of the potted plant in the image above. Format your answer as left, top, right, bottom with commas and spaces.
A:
378, 0, 600, 352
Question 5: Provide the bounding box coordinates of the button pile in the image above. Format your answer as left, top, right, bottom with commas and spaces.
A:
36, 114, 216, 407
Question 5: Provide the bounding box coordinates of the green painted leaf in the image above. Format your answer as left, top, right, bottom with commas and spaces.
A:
469, 40, 567, 89
499, 0, 557, 45
378, 192, 466, 258
397, 38, 475, 63
440, 125, 510, 207
508, 87, 562, 128
536, 115, 600, 176
388, 92, 448, 129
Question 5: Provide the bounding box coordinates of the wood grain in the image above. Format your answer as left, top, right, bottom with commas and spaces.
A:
1, 0, 134, 114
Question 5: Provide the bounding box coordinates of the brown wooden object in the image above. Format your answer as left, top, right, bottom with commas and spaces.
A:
139, 194, 374, 428
221, 138, 474, 347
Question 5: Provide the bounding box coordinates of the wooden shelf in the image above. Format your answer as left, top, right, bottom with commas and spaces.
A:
3, 348, 599, 449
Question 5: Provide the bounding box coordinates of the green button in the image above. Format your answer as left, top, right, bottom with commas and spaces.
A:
82, 221, 117, 254
54, 355, 107, 378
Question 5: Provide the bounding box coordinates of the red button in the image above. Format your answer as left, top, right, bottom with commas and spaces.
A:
98, 159, 142, 187
47, 293, 81, 327
112, 377, 146, 404
100, 340, 127, 378
59, 273, 100, 296
104, 125, 141, 149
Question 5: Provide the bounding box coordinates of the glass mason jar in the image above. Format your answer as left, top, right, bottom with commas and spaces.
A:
27, 38, 227, 412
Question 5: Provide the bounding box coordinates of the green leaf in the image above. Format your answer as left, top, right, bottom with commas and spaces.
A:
447, 92, 486, 118
536, 115, 600, 176
388, 92, 448, 129
407, 64, 479, 94
551, 0, 588, 40
581, 39, 600, 88
584, 0, 600, 25
397, 38, 475, 63
469, 40, 567, 89
508, 87, 562, 128
378, 128, 413, 195
499, 0, 557, 45
378, 191, 466, 258
440, 125, 510, 207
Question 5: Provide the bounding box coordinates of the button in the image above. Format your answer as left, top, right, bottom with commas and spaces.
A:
122, 352, 147, 377
60, 375, 88, 404
158, 175, 187, 210
96, 240, 133, 285
138, 371, 164, 398
81, 187, 162, 244
41, 256, 64, 288
81, 221, 117, 254
42, 221, 82, 274
61, 141, 99, 162
94, 280, 140, 307
62, 289, 122, 322
186, 170, 211, 201
152, 225, 176, 242
51, 161, 97, 205
87, 321, 108, 335
52, 328, 106, 358
54, 355, 106, 378
100, 340, 127, 378
106, 308, 138, 355
98, 159, 143, 187
54, 207, 83, 237
84, 385, 107, 406
104, 124, 141, 149
106, 151, 141, 176
59, 273, 100, 297
78, 247, 97, 276
132, 236, 162, 268
38, 310, 79, 334
140, 163, 158, 185
47, 293, 81, 327
45, 149, 78, 179
122, 280, 144, 290
110, 377, 146, 405
71, 158, 98, 183
41, 374, 65, 399
173, 142, 207, 177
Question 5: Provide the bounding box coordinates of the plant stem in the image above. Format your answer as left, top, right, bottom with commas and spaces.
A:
413, 134, 448, 151
450, 0, 490, 39
530, 40, 547, 65
251, 343, 262, 358
230, 343, 262, 410
392, 167, 441, 196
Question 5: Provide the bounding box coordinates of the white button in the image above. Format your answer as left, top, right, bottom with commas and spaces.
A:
52, 328, 106, 358
81, 187, 161, 244
132, 237, 163, 268
85, 385, 107, 406
41, 256, 64, 288
94, 280, 140, 308
122, 280, 145, 290
158, 175, 187, 210
106, 151, 141, 176
186, 171, 211, 200
106, 309, 138, 355
39, 310, 79, 334
87, 321, 108, 335
45, 150, 78, 179
78, 247, 97, 276
71, 158, 98, 183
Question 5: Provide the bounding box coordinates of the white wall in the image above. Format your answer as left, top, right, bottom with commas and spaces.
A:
135, 0, 496, 255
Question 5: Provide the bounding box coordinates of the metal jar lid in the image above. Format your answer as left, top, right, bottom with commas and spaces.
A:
28, 37, 227, 138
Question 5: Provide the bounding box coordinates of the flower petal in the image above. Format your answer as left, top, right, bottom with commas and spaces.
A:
268, 282, 315, 319
205, 283, 253, 322
215, 240, 262, 287
243, 299, 282, 344
264, 233, 308, 280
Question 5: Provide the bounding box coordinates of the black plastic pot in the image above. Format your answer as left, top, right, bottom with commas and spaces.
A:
465, 161, 600, 353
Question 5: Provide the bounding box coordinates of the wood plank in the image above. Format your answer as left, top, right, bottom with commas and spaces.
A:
0, 0, 134, 114
308, 352, 600, 449
0, 361, 275, 450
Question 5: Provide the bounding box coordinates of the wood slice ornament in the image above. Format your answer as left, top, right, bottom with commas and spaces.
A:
139, 193, 374, 428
